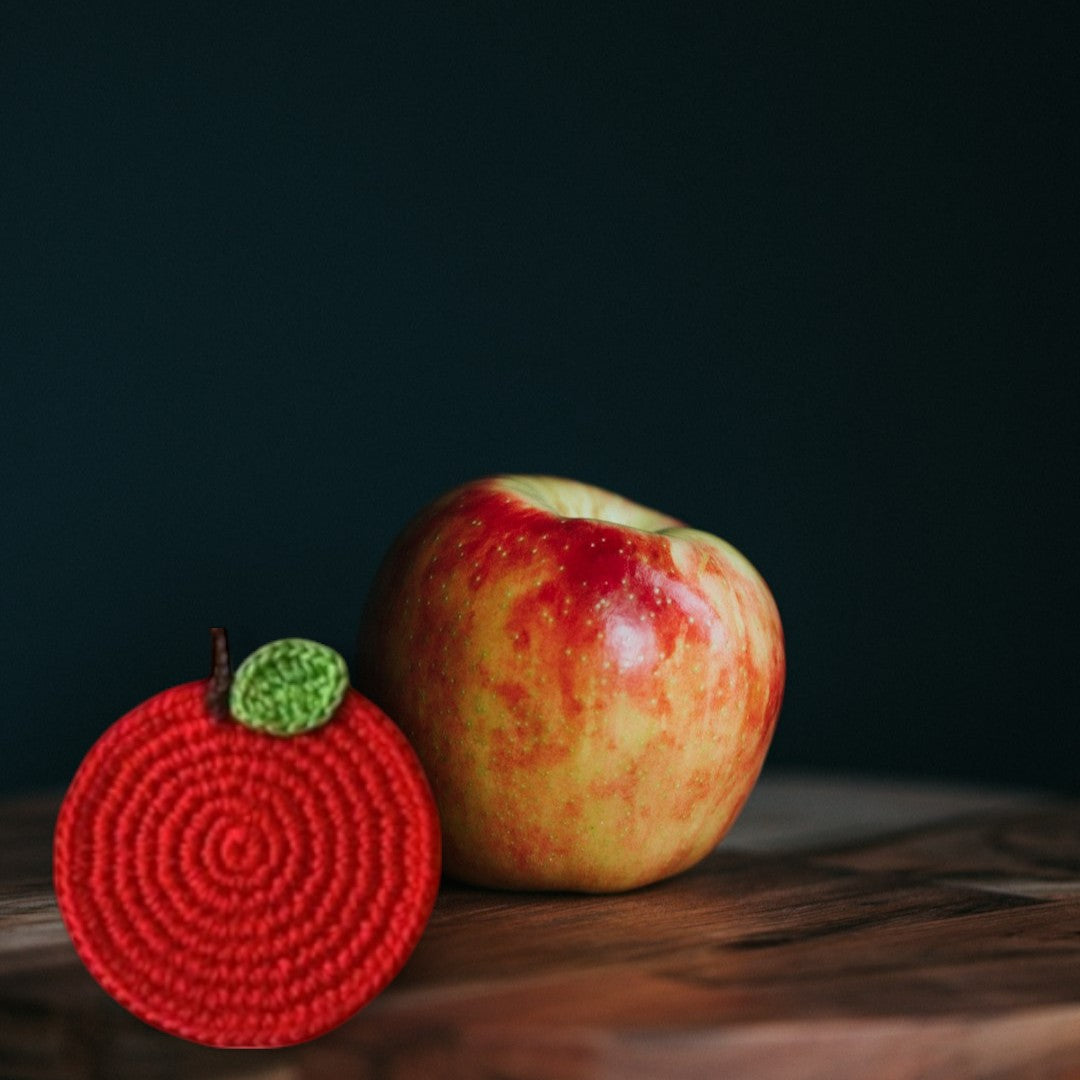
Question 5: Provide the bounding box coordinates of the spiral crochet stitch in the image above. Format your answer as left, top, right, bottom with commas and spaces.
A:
53, 657, 441, 1048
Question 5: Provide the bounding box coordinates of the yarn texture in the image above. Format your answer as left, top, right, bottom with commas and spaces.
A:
53, 677, 441, 1049
230, 638, 349, 736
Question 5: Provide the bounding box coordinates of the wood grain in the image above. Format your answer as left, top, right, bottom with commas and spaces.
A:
2, 773, 1078, 1080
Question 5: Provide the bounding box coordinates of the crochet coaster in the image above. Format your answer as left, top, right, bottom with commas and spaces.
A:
53, 630, 441, 1048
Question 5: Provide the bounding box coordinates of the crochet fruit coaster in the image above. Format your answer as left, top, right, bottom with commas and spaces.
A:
53, 630, 441, 1048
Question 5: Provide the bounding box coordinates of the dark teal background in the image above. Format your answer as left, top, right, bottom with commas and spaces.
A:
3, 4, 1075, 794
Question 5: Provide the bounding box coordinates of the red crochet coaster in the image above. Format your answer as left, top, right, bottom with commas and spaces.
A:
53, 636, 441, 1049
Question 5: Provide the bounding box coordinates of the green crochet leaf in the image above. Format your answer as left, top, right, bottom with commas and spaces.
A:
229, 638, 349, 737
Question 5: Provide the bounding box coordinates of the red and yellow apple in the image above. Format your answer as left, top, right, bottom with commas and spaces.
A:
357, 475, 785, 892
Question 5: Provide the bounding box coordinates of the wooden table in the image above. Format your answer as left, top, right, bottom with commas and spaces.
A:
3, 772, 1079, 1079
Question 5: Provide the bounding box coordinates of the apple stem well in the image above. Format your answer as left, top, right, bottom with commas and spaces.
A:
203, 628, 351, 737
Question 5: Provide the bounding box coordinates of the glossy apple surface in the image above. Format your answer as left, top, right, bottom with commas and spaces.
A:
357, 475, 785, 892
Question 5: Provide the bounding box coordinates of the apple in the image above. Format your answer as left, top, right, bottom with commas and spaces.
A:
357, 475, 785, 893
54, 630, 441, 1047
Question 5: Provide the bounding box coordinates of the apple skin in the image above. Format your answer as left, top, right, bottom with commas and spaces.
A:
357, 475, 785, 893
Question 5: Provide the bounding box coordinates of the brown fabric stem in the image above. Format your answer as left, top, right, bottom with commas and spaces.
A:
205, 627, 233, 720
